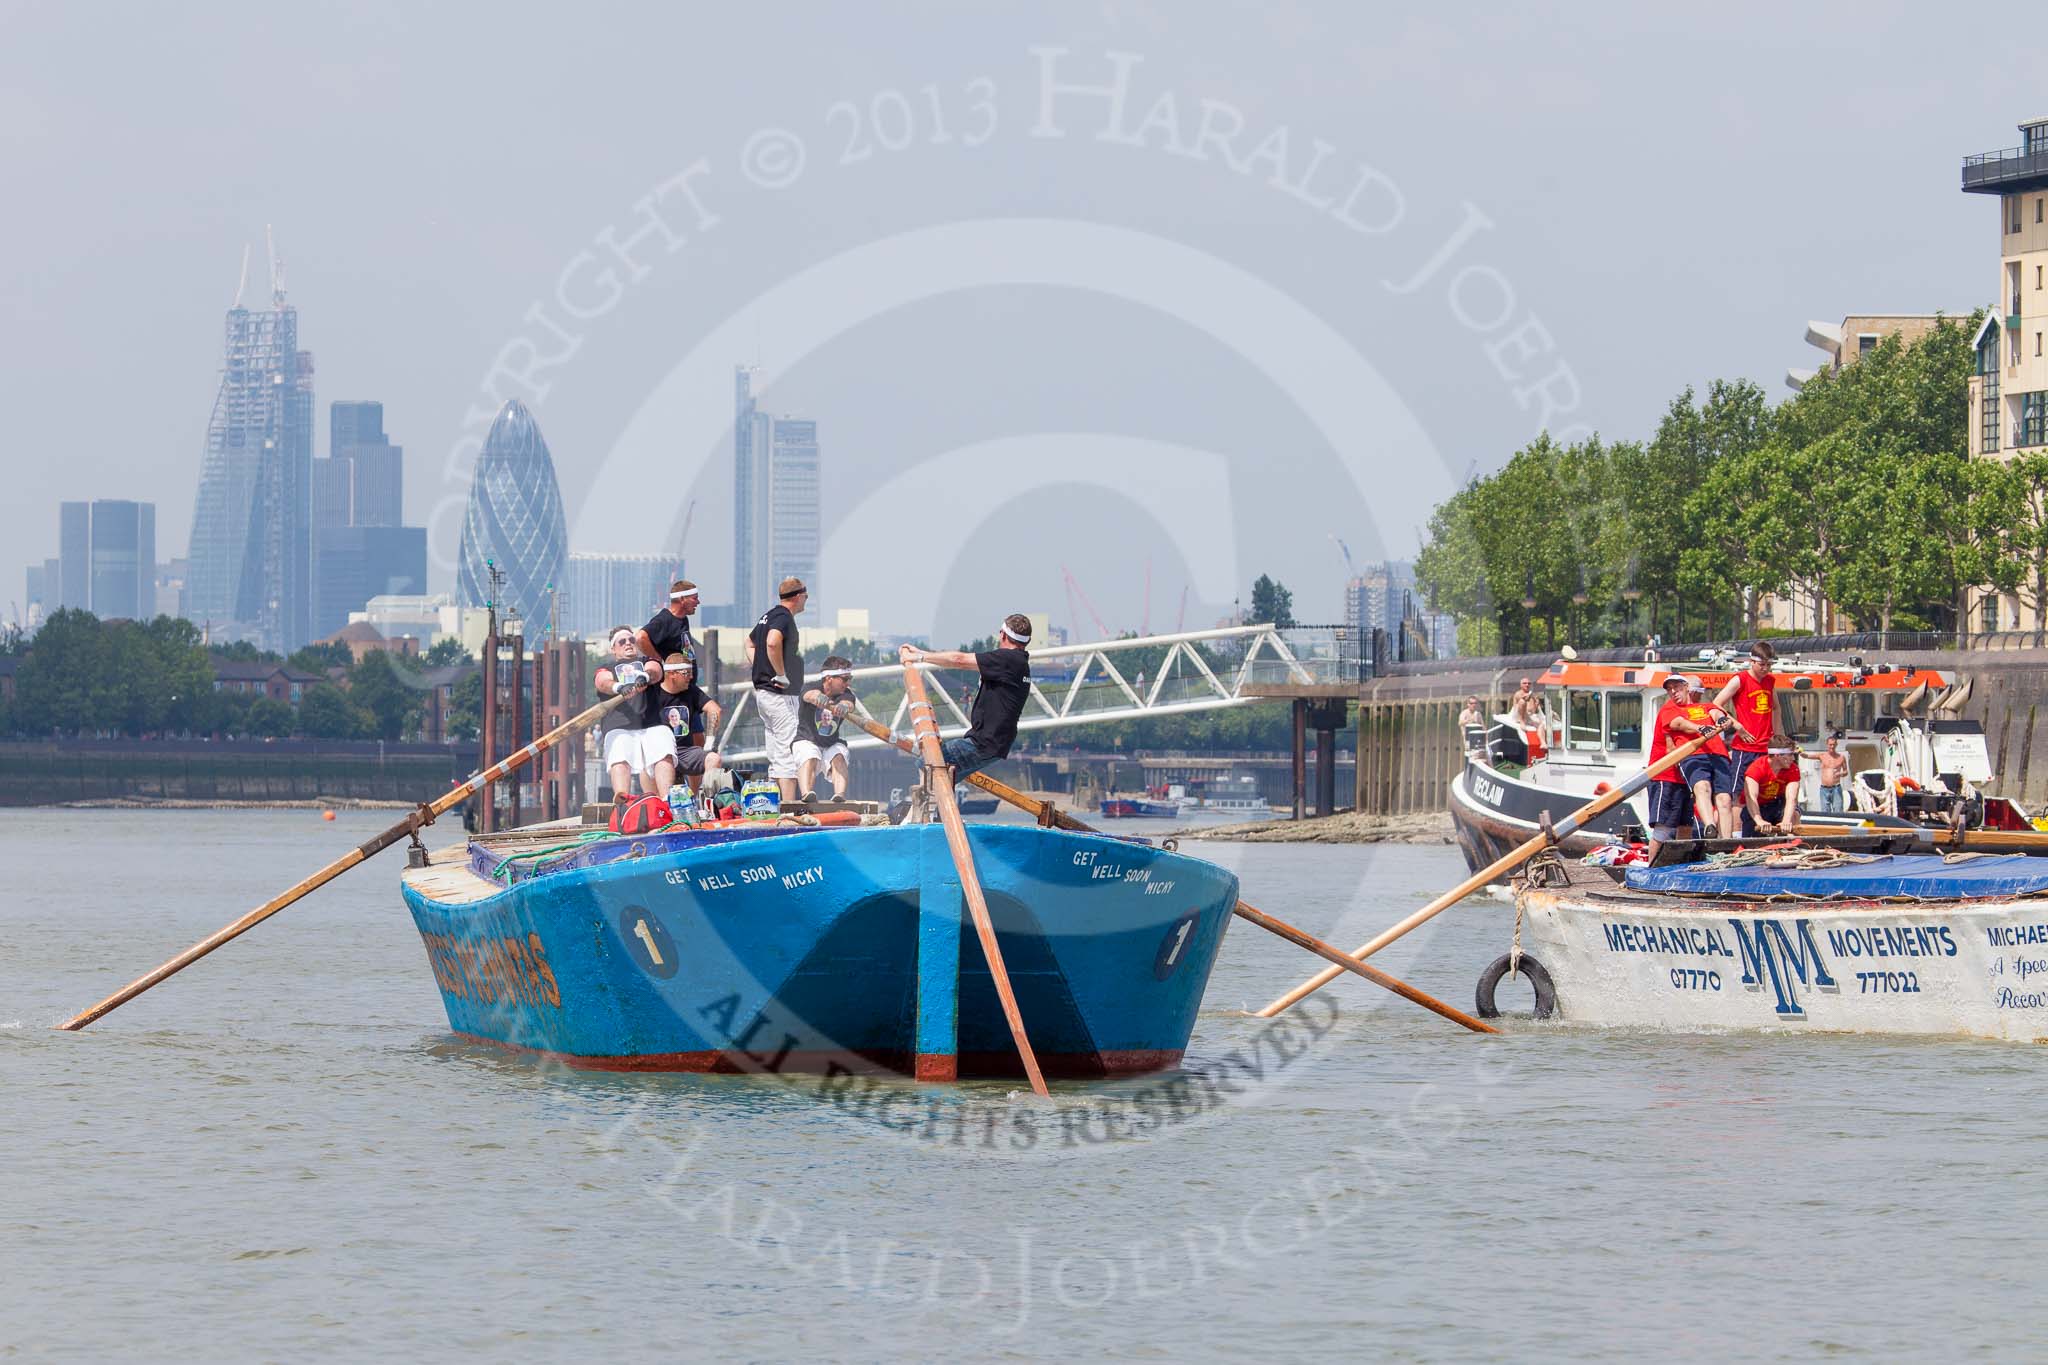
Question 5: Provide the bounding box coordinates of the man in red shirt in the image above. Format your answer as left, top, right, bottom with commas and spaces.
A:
1663, 674, 1735, 836
1713, 640, 1777, 785
1644, 673, 1698, 860
1742, 734, 1805, 837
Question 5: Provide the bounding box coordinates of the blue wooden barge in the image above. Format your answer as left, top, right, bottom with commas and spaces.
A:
399, 820, 1239, 1080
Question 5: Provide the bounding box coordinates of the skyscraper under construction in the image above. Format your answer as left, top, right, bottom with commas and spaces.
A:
186, 241, 315, 653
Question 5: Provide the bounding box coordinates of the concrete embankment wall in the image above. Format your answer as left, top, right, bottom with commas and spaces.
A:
1350, 651, 2048, 816
0, 740, 475, 806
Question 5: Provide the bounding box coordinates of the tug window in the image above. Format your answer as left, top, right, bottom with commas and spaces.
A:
1823, 692, 1877, 735
1567, 690, 1604, 751
1775, 688, 1820, 743
1605, 691, 1643, 751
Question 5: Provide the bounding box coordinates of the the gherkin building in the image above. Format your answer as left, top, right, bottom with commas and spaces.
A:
458, 400, 567, 631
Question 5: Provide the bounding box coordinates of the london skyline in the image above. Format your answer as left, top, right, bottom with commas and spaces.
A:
1, 4, 2030, 645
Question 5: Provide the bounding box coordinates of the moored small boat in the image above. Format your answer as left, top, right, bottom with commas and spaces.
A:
1484, 843, 2048, 1042
399, 817, 1238, 1078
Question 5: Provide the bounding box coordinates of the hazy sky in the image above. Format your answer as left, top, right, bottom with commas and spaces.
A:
0, 2, 2027, 642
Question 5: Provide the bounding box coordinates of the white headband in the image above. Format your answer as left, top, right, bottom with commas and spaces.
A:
1000, 623, 1031, 644
817, 667, 854, 678
669, 589, 698, 600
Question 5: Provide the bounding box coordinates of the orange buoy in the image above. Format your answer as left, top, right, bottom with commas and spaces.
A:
1593, 781, 1612, 796
322, 809, 336, 820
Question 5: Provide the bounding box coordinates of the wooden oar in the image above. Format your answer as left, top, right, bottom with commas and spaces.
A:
1253, 726, 1724, 1019
842, 711, 1497, 1035
56, 691, 632, 1032
898, 663, 1049, 1096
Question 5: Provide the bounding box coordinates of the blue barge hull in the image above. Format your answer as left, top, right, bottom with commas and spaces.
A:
399, 822, 1239, 1080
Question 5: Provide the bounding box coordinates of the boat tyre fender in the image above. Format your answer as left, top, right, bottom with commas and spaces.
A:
1475, 953, 1557, 1020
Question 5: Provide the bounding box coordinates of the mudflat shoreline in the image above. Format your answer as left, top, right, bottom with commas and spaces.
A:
1185, 810, 1453, 845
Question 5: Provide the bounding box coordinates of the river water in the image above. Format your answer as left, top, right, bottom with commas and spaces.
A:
4, 807, 2042, 1360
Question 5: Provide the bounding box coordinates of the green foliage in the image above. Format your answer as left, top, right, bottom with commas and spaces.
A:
192, 686, 250, 737
288, 641, 353, 674
346, 649, 423, 741
1414, 314, 1987, 646
298, 684, 371, 740
422, 637, 474, 668
244, 696, 295, 738
446, 671, 483, 742
13, 609, 119, 735
1249, 575, 1295, 628
211, 639, 278, 663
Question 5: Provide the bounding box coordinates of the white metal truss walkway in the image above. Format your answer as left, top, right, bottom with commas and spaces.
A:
710, 623, 1347, 763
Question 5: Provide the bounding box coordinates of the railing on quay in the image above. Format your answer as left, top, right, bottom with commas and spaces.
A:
1378, 629, 1993, 679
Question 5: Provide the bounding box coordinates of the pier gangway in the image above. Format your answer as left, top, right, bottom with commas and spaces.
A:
709, 623, 1354, 763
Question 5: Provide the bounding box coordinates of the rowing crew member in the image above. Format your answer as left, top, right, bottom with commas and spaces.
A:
750, 576, 809, 803
1741, 734, 1803, 838
897, 613, 1033, 784
1645, 673, 1697, 861
1651, 672, 1734, 844
595, 625, 665, 803
795, 656, 856, 803
635, 579, 699, 667
647, 652, 724, 802
1713, 640, 1775, 776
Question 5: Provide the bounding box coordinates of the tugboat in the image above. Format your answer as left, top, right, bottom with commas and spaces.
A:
1448, 654, 2029, 879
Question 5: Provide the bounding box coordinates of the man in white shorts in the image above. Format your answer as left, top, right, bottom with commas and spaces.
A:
794, 655, 856, 802
595, 625, 667, 803
749, 576, 808, 801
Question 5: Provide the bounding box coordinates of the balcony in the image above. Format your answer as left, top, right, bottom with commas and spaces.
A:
1962, 143, 2048, 195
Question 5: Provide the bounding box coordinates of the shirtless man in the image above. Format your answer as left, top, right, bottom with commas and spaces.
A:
1816, 732, 1850, 813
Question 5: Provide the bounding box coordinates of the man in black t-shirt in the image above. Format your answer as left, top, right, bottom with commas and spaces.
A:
644, 653, 724, 800
796, 655, 857, 803
749, 576, 809, 800
595, 624, 666, 802
635, 579, 699, 667
898, 613, 1032, 784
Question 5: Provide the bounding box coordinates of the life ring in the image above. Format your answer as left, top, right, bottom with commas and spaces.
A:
1475, 953, 1557, 1019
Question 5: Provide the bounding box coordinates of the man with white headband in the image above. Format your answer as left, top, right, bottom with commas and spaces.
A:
795, 654, 857, 803
898, 613, 1033, 784
1741, 732, 1804, 837
635, 578, 699, 666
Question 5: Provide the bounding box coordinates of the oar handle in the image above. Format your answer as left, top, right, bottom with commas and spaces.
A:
899, 659, 1049, 1096
849, 711, 1492, 1034
1252, 725, 1727, 1019
56, 691, 631, 1032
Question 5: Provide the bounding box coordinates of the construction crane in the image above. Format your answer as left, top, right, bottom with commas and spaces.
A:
674, 497, 697, 575
1061, 564, 1113, 641
1330, 533, 1360, 580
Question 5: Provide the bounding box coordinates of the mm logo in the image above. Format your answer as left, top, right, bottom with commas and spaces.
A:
1728, 917, 1837, 1018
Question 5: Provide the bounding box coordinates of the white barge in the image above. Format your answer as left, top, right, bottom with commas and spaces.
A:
1486, 846, 2048, 1042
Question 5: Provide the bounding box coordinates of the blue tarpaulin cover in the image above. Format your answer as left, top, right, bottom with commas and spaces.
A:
1623, 854, 2048, 900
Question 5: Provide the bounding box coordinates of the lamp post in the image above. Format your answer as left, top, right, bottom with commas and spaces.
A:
1520, 569, 1537, 656
1571, 567, 1590, 649
1622, 558, 1643, 649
